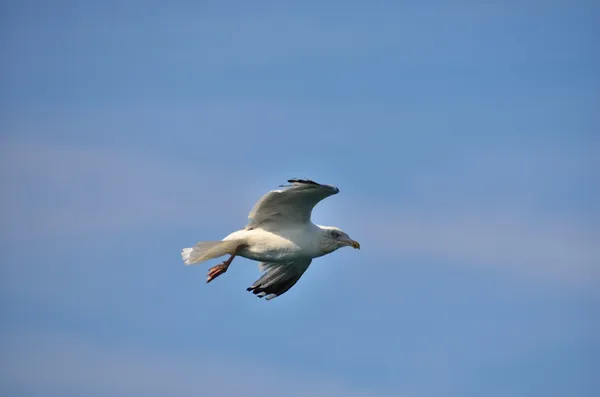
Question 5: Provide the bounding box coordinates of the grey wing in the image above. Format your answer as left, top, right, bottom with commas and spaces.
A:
246, 259, 312, 300
247, 179, 339, 228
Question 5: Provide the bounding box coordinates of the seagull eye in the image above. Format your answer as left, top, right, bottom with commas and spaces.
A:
331, 231, 340, 238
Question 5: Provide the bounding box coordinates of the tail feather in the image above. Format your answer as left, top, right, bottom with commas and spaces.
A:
181, 240, 241, 265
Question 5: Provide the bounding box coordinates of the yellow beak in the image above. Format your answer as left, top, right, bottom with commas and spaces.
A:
350, 240, 360, 249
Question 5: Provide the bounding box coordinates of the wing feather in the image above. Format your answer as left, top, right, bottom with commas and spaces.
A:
247, 259, 312, 300
247, 179, 339, 228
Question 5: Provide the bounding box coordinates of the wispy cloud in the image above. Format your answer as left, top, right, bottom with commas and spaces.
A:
0, 331, 396, 397
0, 139, 252, 239
351, 209, 599, 288
345, 144, 600, 288
1, 138, 597, 288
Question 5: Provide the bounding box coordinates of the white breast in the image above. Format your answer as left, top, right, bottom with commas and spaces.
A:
223, 225, 320, 263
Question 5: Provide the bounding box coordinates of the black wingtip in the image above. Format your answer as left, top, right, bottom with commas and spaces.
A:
246, 286, 269, 300
287, 178, 320, 186
286, 179, 339, 193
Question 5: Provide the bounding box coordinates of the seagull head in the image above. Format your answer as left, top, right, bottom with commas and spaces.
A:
319, 226, 360, 254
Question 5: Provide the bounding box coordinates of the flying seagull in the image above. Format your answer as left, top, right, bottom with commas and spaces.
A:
181, 178, 360, 300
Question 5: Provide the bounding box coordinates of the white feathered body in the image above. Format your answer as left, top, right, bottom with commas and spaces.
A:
223, 223, 326, 263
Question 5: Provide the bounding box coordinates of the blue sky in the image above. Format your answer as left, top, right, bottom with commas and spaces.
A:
1, 1, 598, 396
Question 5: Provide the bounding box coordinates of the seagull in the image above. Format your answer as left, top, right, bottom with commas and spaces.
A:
181, 178, 360, 300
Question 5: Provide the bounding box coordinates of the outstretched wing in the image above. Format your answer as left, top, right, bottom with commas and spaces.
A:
247, 259, 312, 300
247, 179, 339, 228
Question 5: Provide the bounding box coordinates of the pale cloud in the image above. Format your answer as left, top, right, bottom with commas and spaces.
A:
338, 143, 600, 288
0, 139, 253, 239
350, 209, 599, 288
0, 331, 396, 397
1, 138, 597, 289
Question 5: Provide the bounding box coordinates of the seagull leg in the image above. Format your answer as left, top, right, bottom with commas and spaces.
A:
206, 245, 245, 283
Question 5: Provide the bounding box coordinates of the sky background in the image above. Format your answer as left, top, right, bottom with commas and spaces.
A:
1, 1, 599, 396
